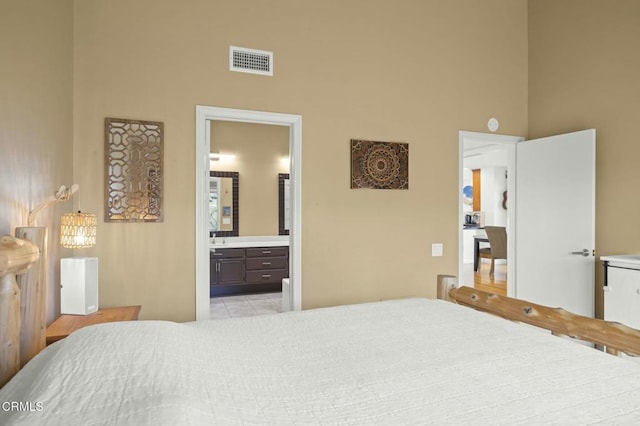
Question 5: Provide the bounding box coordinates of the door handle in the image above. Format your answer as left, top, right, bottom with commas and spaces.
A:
571, 249, 590, 257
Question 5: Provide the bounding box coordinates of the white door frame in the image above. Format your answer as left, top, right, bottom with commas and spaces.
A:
195, 106, 303, 320
458, 131, 522, 296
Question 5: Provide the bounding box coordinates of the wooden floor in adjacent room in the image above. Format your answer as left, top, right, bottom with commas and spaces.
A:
474, 262, 507, 296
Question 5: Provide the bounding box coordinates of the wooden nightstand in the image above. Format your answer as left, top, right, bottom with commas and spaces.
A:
46, 305, 142, 345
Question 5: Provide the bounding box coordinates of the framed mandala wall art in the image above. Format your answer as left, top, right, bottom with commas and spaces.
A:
350, 139, 409, 189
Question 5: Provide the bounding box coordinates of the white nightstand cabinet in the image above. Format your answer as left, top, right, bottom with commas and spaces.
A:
602, 256, 640, 329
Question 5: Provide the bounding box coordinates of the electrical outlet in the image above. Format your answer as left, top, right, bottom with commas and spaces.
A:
432, 243, 443, 257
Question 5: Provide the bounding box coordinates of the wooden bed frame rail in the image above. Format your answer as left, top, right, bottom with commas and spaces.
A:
450, 286, 640, 357
0, 235, 39, 388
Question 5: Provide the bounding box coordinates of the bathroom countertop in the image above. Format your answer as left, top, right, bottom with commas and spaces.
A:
601, 254, 640, 268
210, 236, 289, 249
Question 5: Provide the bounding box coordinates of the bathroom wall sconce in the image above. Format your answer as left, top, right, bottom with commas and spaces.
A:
209, 153, 236, 162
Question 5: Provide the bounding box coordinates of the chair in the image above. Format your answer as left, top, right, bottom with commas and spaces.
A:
477, 226, 507, 276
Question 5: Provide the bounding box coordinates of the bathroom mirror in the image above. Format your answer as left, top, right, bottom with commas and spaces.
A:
210, 171, 239, 237
278, 173, 290, 235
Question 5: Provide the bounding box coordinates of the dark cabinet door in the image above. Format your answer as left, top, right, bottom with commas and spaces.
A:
217, 258, 245, 285
209, 260, 218, 285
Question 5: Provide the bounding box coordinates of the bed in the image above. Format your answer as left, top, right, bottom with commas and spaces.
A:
2, 294, 640, 424
3, 240, 640, 424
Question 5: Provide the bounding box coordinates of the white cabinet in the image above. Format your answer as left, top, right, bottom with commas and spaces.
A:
602, 256, 640, 329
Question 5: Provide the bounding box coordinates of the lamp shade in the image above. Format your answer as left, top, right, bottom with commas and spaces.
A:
60, 211, 97, 248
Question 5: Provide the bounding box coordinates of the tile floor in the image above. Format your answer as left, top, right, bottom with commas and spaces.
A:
210, 292, 283, 320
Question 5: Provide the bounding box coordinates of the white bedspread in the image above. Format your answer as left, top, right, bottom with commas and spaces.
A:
2, 298, 640, 425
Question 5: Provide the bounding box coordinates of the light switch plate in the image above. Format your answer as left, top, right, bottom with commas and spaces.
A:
432, 243, 443, 257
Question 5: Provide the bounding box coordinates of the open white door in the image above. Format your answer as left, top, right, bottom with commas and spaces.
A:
515, 129, 595, 317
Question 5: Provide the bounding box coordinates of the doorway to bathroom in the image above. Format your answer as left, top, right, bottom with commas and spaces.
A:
208, 121, 290, 319
195, 106, 302, 321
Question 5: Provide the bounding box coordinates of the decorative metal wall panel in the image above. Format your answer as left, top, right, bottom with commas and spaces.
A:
350, 139, 409, 189
105, 118, 164, 222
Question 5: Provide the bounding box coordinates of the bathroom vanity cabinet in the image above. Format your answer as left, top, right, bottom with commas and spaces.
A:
210, 248, 245, 287
210, 246, 289, 297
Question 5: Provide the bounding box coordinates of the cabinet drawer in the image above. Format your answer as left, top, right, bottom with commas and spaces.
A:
246, 247, 288, 258
245, 269, 288, 284
246, 256, 288, 270
210, 248, 245, 259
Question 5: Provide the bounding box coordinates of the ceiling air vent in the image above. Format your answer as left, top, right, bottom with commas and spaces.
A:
229, 46, 273, 76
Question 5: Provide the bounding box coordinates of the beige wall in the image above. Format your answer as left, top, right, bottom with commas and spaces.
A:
73, 0, 528, 321
211, 121, 289, 236
0, 0, 74, 323
528, 0, 640, 318
7, 0, 635, 323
